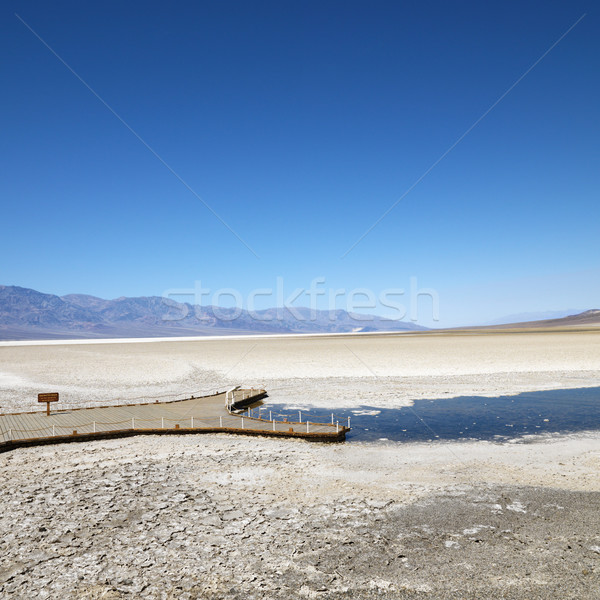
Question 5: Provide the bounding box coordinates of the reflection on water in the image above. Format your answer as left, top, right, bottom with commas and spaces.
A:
261, 387, 600, 443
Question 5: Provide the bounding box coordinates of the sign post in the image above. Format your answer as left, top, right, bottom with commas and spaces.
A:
38, 393, 59, 416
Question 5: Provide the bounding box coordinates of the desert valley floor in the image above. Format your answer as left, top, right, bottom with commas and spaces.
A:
1, 329, 599, 599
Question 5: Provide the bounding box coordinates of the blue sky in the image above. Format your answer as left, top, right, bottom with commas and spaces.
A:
1, 0, 598, 326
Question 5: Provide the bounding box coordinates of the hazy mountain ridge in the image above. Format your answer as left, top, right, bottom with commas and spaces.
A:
485, 309, 585, 326
500, 309, 600, 328
0, 286, 426, 340
466, 309, 600, 331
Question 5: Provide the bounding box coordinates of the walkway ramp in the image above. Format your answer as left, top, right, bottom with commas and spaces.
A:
0, 389, 349, 452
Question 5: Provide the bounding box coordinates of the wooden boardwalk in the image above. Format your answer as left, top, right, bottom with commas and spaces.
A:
0, 388, 349, 452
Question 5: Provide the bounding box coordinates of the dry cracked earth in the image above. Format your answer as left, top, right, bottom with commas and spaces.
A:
1, 435, 599, 600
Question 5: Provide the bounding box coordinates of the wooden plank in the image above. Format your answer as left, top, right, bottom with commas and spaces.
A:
0, 389, 348, 451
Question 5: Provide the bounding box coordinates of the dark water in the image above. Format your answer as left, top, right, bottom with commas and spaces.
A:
253, 387, 600, 443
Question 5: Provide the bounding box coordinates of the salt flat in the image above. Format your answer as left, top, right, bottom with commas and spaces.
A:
0, 329, 599, 413
1, 329, 600, 599
1, 432, 599, 598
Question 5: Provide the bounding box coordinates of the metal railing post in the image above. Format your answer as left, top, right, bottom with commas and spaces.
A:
220, 416, 223, 427
306, 421, 309, 433
132, 418, 135, 430
191, 416, 194, 428
241, 417, 244, 429
161, 417, 164, 429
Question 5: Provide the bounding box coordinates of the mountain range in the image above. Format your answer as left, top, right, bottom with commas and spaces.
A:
483, 309, 600, 329
484, 309, 586, 326
0, 285, 427, 340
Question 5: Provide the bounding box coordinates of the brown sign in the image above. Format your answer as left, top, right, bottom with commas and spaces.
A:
38, 392, 59, 416
38, 393, 59, 403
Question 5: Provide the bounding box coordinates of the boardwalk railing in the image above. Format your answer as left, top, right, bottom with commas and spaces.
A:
2, 415, 347, 440
241, 407, 352, 430
226, 388, 351, 429
0, 388, 350, 451
2, 388, 224, 415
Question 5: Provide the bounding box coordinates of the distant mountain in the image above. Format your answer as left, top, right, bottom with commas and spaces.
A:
471, 309, 600, 330
485, 309, 585, 326
505, 309, 600, 328
0, 285, 427, 340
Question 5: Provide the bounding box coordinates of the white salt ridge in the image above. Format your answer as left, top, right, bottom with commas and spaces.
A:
506, 502, 527, 513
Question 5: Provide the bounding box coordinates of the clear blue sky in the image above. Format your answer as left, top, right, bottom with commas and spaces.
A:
1, 1, 598, 326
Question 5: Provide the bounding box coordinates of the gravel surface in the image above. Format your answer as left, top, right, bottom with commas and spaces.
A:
1, 332, 599, 598
1, 434, 599, 599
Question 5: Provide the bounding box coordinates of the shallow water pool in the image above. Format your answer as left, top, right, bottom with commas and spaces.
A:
255, 387, 600, 443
